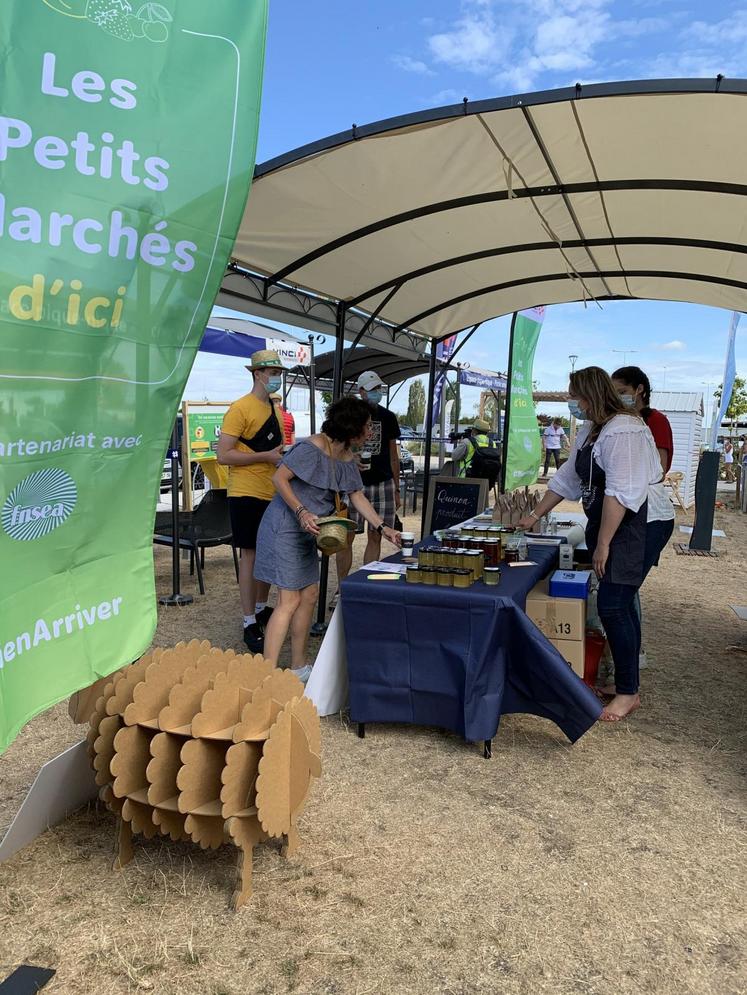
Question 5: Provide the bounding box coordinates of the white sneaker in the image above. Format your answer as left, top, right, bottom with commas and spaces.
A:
291, 664, 313, 685
639, 651, 648, 670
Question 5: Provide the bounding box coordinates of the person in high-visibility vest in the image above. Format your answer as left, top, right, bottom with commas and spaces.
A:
452, 418, 491, 477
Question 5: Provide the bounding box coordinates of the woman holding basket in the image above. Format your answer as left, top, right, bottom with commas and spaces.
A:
254, 396, 401, 683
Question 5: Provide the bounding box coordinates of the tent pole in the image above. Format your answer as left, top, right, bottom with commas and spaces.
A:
420, 343, 438, 537
313, 303, 347, 636
332, 302, 347, 400
500, 312, 518, 493
307, 335, 317, 434
159, 421, 193, 607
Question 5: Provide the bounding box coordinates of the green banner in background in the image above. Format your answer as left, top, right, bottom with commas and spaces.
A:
0, 0, 268, 752
502, 307, 545, 492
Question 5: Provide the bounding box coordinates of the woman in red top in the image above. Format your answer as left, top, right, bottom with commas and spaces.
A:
611, 367, 674, 580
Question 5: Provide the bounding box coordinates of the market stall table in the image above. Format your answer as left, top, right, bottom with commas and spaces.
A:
340, 543, 601, 754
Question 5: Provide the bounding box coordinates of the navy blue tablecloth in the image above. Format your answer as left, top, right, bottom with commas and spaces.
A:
341, 543, 601, 744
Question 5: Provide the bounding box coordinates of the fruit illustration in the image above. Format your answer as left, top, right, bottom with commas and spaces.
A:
42, 0, 172, 43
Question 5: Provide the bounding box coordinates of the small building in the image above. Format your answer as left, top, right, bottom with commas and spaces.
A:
651, 391, 704, 508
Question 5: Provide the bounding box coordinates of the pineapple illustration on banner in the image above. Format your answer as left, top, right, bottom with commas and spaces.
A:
42, 0, 173, 43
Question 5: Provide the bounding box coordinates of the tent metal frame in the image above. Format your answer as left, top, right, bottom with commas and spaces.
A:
216, 76, 747, 627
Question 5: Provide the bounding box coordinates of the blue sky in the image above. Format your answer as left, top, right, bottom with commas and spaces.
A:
188, 0, 745, 419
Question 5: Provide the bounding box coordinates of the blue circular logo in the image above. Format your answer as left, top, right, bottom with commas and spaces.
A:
2, 469, 77, 542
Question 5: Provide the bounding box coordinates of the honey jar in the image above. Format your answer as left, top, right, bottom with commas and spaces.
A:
406, 565, 421, 584
436, 567, 453, 587
452, 568, 471, 589
419, 566, 436, 584
483, 566, 501, 585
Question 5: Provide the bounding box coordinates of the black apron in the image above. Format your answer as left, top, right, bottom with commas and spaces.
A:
238, 400, 281, 452
576, 437, 647, 586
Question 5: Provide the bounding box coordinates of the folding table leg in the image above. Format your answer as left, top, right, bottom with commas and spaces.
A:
357, 723, 365, 739
483, 739, 492, 759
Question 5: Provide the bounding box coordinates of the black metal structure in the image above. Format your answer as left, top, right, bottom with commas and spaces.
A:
159, 424, 193, 608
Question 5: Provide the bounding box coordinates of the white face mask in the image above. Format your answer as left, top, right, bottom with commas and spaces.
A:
618, 393, 637, 408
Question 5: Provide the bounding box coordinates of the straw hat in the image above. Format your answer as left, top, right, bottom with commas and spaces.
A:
245, 349, 283, 371
315, 516, 356, 554
472, 418, 490, 433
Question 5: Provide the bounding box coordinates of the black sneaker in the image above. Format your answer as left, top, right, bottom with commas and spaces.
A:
255, 605, 274, 629
243, 622, 264, 652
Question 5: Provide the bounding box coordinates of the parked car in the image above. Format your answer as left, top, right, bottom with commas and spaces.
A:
399, 444, 415, 473
160, 456, 183, 492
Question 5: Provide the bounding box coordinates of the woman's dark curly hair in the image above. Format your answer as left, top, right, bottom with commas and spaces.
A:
322, 396, 372, 444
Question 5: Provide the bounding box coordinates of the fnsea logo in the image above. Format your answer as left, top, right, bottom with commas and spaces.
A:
2, 468, 77, 541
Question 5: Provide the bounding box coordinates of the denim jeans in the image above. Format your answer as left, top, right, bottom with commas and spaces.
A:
597, 581, 641, 694
543, 449, 561, 475
634, 518, 676, 622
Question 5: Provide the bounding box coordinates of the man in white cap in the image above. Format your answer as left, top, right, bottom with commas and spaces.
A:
217, 349, 284, 652
335, 370, 401, 586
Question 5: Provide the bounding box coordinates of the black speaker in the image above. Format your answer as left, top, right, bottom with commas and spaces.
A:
689, 451, 720, 551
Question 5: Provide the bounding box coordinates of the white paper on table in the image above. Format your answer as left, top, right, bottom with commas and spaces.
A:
354, 561, 408, 574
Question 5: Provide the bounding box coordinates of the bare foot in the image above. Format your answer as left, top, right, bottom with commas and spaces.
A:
600, 693, 641, 723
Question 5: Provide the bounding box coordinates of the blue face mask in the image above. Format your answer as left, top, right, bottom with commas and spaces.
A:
366, 390, 383, 406
618, 393, 637, 408
568, 401, 588, 421
266, 375, 282, 394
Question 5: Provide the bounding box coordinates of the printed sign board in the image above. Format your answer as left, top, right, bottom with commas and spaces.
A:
424, 476, 489, 535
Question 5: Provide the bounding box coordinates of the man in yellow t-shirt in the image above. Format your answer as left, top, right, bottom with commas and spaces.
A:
217, 349, 284, 652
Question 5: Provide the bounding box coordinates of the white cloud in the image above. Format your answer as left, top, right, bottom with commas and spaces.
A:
391, 54, 435, 76
421, 0, 743, 95
682, 10, 747, 45
427, 88, 468, 106
428, 3, 514, 74
658, 339, 687, 350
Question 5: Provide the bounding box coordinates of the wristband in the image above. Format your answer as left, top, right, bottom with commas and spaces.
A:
295, 505, 307, 519
376, 522, 385, 535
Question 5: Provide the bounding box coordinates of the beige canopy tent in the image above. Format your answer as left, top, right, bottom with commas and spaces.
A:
221, 78, 746, 578
226, 78, 747, 351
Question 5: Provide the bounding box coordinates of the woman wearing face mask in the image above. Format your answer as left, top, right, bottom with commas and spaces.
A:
518, 367, 661, 722
611, 366, 675, 581
254, 396, 401, 684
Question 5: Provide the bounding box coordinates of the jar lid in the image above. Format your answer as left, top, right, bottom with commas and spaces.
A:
406, 564, 420, 571
436, 567, 453, 573
465, 549, 481, 557
452, 568, 470, 575
484, 566, 502, 573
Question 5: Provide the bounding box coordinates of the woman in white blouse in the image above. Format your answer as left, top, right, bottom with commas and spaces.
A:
519, 367, 661, 722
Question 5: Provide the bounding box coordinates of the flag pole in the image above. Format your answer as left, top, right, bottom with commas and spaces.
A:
500, 312, 518, 493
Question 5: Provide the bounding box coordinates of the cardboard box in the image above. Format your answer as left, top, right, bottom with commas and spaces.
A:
526, 580, 586, 641
549, 636, 585, 678
549, 569, 593, 600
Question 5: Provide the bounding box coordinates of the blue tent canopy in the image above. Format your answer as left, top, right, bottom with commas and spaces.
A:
199, 317, 309, 366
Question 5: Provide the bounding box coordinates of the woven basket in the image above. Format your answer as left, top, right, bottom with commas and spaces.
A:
315, 516, 355, 555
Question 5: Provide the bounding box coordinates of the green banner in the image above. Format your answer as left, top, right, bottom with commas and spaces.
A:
0, 0, 268, 751
503, 307, 545, 491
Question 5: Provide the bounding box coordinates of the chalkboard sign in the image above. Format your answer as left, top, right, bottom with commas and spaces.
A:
424, 475, 489, 535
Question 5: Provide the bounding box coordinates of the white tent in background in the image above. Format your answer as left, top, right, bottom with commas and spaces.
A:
651, 391, 704, 508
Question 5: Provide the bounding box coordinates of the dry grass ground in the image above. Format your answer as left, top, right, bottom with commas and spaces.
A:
1, 499, 745, 995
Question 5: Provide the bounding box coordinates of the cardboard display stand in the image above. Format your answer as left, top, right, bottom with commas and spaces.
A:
88, 640, 321, 909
